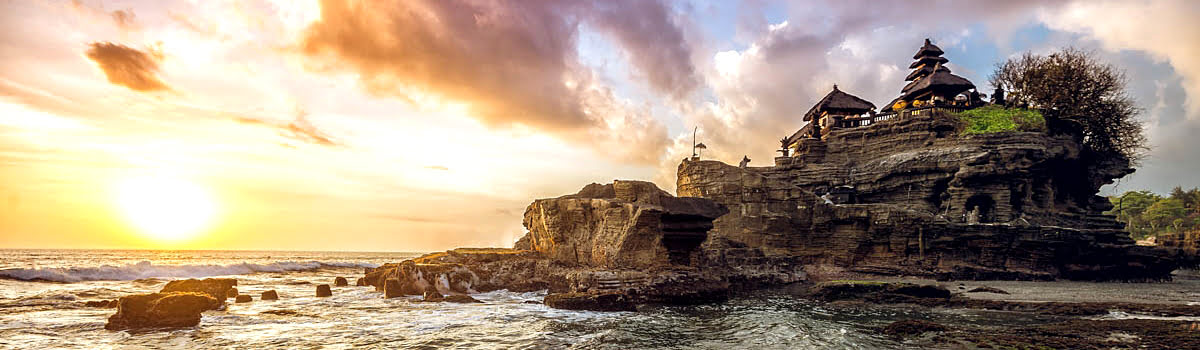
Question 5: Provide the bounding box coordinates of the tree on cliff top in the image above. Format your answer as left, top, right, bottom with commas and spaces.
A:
989, 48, 1147, 162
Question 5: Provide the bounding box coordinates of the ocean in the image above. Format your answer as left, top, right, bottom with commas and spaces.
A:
0, 249, 1057, 349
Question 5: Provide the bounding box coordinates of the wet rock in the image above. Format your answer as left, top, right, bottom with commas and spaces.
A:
383, 279, 405, 299
160, 278, 238, 303
422, 286, 444, 302
235, 295, 252, 303
809, 281, 951, 305
355, 278, 366, 287
316, 284, 332, 297
261, 290, 279, 301
966, 286, 1010, 294
104, 292, 220, 330
260, 309, 302, 316
85, 299, 118, 308
523, 300, 542, 304
334, 277, 348, 287
883, 319, 947, 338
443, 295, 482, 303
544, 292, 636, 312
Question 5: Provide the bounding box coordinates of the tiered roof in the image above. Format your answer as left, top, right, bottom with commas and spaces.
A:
896, 39, 975, 101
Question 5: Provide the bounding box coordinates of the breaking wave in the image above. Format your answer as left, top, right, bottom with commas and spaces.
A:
0, 261, 379, 283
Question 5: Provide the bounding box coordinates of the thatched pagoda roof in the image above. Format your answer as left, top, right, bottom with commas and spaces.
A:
912, 38, 944, 59
900, 63, 975, 99
904, 64, 951, 81
909, 56, 948, 69
802, 85, 876, 121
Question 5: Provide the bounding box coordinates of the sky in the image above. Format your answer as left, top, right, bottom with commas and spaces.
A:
1, 0, 1198, 252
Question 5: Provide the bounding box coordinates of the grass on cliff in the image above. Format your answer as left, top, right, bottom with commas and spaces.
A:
954, 105, 1046, 134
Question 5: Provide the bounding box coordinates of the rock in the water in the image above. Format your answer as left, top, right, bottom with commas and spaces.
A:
85, 300, 118, 308
261, 290, 279, 300
523, 180, 728, 268
422, 286, 444, 302
316, 284, 332, 297
966, 286, 1010, 294
677, 112, 1190, 281
544, 292, 635, 312
443, 295, 482, 303
809, 281, 951, 305
160, 278, 238, 303
384, 279, 405, 299
235, 295, 252, 303
355, 278, 366, 287
883, 319, 947, 338
104, 292, 220, 331
334, 277, 348, 287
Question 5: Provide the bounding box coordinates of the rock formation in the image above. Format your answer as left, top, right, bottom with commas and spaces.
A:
521, 180, 728, 268
160, 278, 237, 304
360, 181, 733, 311
334, 277, 348, 287
677, 112, 1187, 281
235, 295, 252, 303
316, 284, 332, 297
261, 290, 279, 301
104, 292, 220, 330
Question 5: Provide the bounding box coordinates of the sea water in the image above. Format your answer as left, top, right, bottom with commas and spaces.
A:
0, 249, 1055, 349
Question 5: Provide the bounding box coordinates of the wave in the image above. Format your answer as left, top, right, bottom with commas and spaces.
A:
0, 260, 379, 283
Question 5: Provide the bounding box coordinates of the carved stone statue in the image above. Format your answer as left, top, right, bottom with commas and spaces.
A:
777, 137, 790, 157
739, 156, 751, 168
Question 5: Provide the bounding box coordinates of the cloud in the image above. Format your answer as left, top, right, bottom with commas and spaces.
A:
1037, 0, 1200, 120
83, 42, 169, 92
233, 110, 341, 147
425, 165, 449, 171
298, 0, 682, 164
111, 9, 137, 30
588, 0, 699, 98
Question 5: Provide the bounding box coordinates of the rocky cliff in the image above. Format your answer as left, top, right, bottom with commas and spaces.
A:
678, 112, 1187, 281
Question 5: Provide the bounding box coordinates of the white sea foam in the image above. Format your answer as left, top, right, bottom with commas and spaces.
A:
0, 260, 379, 283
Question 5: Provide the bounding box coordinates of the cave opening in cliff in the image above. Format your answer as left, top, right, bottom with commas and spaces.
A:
965, 194, 996, 223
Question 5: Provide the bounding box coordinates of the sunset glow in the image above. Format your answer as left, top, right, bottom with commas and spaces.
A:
113, 176, 217, 243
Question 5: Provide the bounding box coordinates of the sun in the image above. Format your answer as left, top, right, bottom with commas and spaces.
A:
113, 175, 218, 243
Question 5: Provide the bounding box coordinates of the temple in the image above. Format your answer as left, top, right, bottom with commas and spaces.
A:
785, 39, 985, 158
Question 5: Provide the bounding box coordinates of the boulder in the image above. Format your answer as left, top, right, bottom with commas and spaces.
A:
809, 281, 951, 305
316, 284, 332, 297
85, 299, 118, 308
443, 295, 482, 303
522, 180, 728, 268
104, 292, 220, 330
544, 292, 635, 312
261, 290, 279, 301
160, 278, 238, 303
384, 279, 405, 299
422, 286, 444, 302
235, 295, 252, 303
334, 277, 349, 287
883, 320, 948, 338
355, 278, 366, 287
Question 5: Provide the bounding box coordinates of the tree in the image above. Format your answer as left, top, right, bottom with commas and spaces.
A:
1169, 186, 1200, 210
1108, 190, 1161, 237
990, 48, 1147, 161
1143, 199, 1187, 235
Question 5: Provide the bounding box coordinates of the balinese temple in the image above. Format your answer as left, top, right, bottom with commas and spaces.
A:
885, 39, 979, 112
782, 39, 984, 157
789, 85, 875, 143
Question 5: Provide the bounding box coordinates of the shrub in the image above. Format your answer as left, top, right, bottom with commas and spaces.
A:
954, 105, 1045, 134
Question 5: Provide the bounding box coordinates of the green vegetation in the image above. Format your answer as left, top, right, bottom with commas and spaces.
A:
954, 105, 1046, 134
1107, 186, 1200, 240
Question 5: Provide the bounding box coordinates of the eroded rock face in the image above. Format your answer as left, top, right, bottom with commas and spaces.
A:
160, 278, 237, 304
104, 292, 220, 330
677, 113, 1185, 281
522, 180, 728, 268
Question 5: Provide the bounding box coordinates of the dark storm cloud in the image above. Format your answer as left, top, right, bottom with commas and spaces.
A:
83, 42, 169, 92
